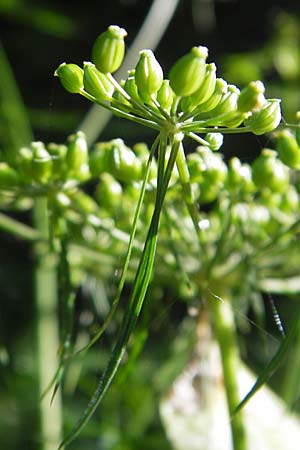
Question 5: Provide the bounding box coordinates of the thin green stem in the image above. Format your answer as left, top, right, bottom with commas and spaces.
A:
33, 197, 62, 450
0, 211, 41, 241
58, 133, 180, 449
175, 142, 206, 259
181, 122, 252, 134
80, 89, 161, 131
186, 131, 211, 146
207, 290, 247, 450
73, 134, 160, 355
107, 73, 165, 125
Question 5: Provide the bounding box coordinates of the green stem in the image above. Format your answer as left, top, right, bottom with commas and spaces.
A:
80, 89, 161, 131
175, 142, 207, 259
0, 211, 40, 241
58, 133, 180, 449
33, 197, 62, 449
207, 290, 247, 450
280, 308, 300, 409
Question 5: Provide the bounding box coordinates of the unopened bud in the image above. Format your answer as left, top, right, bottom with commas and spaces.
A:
135, 49, 163, 99
83, 62, 114, 100
92, 25, 127, 73
275, 129, 300, 169
238, 80, 266, 113
188, 63, 217, 109
0, 162, 21, 187
252, 148, 289, 192
245, 99, 281, 135
156, 79, 174, 113
169, 46, 208, 97
124, 72, 141, 103
95, 173, 122, 210
195, 78, 227, 114
16, 147, 33, 183
204, 132, 223, 151
31, 142, 53, 183
108, 139, 142, 182
66, 131, 89, 180
54, 63, 84, 94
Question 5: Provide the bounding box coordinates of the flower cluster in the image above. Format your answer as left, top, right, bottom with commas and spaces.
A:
55, 25, 282, 141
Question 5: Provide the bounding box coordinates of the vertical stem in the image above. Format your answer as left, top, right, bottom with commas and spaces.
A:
207, 290, 247, 450
33, 197, 62, 449
175, 142, 207, 262
281, 307, 300, 408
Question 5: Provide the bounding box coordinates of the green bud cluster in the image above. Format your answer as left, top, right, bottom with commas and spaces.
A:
187, 146, 227, 204
0, 133, 91, 205
55, 24, 282, 145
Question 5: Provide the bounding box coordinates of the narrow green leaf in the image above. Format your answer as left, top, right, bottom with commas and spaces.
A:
58, 134, 181, 449
73, 134, 161, 355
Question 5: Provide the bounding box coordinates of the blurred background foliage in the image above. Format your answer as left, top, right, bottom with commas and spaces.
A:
0, 1, 300, 449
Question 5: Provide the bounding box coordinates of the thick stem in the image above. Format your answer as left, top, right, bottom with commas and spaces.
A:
207, 290, 247, 450
33, 197, 62, 449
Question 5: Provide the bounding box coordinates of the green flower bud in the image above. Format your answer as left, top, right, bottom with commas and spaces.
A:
211, 85, 240, 116
108, 139, 142, 182
16, 147, 33, 183
54, 63, 84, 94
133, 142, 157, 180
198, 182, 220, 204
183, 63, 216, 111
0, 162, 21, 187
252, 149, 289, 192
124, 72, 141, 103
280, 185, 299, 213
169, 46, 208, 97
196, 146, 227, 185
187, 153, 206, 183
221, 111, 247, 128
95, 173, 122, 210
237, 80, 266, 113
47, 143, 67, 179
92, 25, 127, 73
89, 142, 111, 177
71, 191, 98, 215
245, 99, 281, 135
204, 132, 223, 151
275, 129, 300, 169
156, 79, 174, 113
135, 49, 163, 99
195, 78, 228, 114
83, 62, 114, 100
55, 191, 72, 210
112, 79, 131, 110
31, 142, 53, 184
66, 131, 89, 180
227, 157, 255, 194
